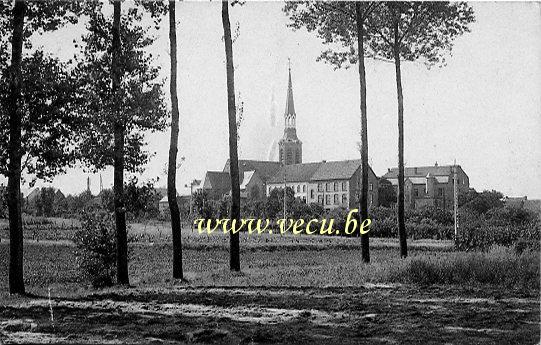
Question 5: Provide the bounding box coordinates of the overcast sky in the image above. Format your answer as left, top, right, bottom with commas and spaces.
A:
3, 1, 540, 199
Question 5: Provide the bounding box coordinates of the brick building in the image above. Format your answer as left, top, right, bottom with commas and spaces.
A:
266, 159, 378, 211
381, 163, 469, 210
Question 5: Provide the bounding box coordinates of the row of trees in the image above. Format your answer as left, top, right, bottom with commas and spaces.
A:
2, 1, 475, 294
284, 2, 474, 261
1, 0, 177, 293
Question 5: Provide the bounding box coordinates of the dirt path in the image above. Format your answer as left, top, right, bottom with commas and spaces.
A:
0, 285, 539, 344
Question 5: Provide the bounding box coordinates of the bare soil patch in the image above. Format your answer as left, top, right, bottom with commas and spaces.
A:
1, 285, 539, 344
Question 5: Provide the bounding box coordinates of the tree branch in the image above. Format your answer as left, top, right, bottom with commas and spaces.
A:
399, 6, 430, 43
317, 2, 356, 22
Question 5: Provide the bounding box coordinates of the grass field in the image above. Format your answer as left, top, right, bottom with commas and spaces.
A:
0, 222, 539, 344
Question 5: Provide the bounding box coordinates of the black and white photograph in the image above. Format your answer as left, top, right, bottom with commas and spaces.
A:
0, 1, 540, 344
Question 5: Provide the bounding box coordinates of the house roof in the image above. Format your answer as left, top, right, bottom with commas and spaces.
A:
223, 159, 282, 183
267, 159, 375, 184
26, 188, 41, 201
268, 162, 321, 184
388, 175, 450, 186
203, 171, 231, 191
240, 171, 256, 190
407, 177, 427, 185
382, 165, 464, 179
311, 159, 367, 181
435, 176, 449, 183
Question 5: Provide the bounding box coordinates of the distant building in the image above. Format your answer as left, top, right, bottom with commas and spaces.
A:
196, 168, 269, 201
267, 159, 379, 211
195, 64, 379, 210
503, 196, 541, 215
381, 163, 469, 210
25, 188, 41, 212
199, 171, 232, 200
158, 180, 201, 215
223, 159, 282, 200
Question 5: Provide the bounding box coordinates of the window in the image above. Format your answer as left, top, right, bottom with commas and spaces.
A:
325, 195, 331, 205
296, 185, 300, 192
318, 183, 323, 192
310, 189, 315, 199
438, 188, 443, 196
334, 181, 339, 192
342, 181, 347, 191
318, 195, 323, 204
334, 194, 339, 205
302, 185, 306, 192
414, 189, 419, 197
342, 194, 348, 204
286, 149, 292, 164
326, 183, 331, 192
369, 183, 373, 191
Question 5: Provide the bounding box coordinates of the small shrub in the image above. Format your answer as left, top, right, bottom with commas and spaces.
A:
371, 218, 397, 238
407, 221, 453, 240
407, 207, 453, 226
400, 247, 540, 289
323, 207, 351, 236
368, 206, 396, 222
455, 224, 494, 251
73, 210, 117, 288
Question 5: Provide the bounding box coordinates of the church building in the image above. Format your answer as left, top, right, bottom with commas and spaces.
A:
197, 64, 379, 210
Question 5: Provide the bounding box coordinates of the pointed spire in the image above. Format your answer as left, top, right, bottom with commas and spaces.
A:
284, 59, 295, 117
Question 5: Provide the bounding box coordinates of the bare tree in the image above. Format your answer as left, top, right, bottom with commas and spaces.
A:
168, 0, 183, 279
368, 2, 475, 257
221, 0, 240, 271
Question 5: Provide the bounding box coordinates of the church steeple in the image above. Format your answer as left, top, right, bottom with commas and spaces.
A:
284, 61, 295, 120
283, 60, 298, 139
279, 60, 302, 166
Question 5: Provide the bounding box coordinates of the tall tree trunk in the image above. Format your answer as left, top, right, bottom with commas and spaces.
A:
355, 2, 369, 263
168, 0, 183, 280
393, 15, 407, 258
7, 0, 25, 295
221, 0, 240, 271
112, 0, 129, 285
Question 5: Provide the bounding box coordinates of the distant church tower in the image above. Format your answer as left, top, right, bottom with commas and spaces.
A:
278, 62, 302, 165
